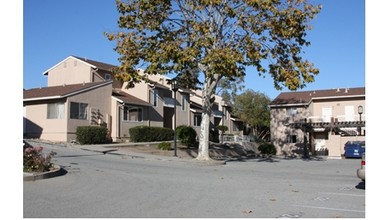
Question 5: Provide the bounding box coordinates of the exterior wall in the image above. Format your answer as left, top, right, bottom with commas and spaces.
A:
117, 103, 149, 141
270, 106, 308, 155
325, 134, 365, 159
123, 81, 149, 101
222, 106, 231, 133
110, 98, 119, 141
24, 99, 68, 142
270, 97, 365, 158
65, 84, 112, 141
47, 57, 93, 86
190, 111, 202, 137
149, 88, 165, 127
309, 98, 365, 122
175, 92, 191, 127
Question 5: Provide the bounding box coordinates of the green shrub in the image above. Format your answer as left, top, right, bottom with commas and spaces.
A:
216, 125, 228, 134
76, 126, 109, 144
258, 143, 277, 155
157, 142, 171, 150
176, 125, 198, 148
130, 126, 174, 142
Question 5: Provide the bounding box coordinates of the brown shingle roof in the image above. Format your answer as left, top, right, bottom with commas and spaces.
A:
73, 56, 117, 71
23, 81, 112, 101
270, 87, 365, 106
148, 80, 171, 90
112, 89, 151, 106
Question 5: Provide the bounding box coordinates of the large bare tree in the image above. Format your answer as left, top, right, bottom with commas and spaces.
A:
106, 0, 321, 161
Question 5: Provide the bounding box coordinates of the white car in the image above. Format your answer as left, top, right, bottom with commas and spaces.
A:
357, 152, 365, 182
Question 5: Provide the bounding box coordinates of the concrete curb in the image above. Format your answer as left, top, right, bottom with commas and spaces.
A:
23, 165, 66, 181
81, 146, 227, 165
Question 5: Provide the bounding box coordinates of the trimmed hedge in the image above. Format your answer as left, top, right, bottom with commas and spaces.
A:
130, 126, 174, 142
76, 126, 109, 144
176, 125, 198, 148
258, 143, 277, 155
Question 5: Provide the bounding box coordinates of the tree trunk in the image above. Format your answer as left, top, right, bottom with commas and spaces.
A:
197, 111, 211, 160
196, 74, 220, 161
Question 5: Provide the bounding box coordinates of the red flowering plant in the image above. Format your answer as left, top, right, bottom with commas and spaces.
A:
23, 146, 57, 173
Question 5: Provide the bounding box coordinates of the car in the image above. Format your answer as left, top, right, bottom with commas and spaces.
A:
357, 152, 365, 182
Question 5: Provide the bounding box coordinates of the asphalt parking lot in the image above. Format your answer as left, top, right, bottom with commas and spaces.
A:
24, 143, 366, 218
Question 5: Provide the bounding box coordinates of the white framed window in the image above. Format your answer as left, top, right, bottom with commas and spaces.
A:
151, 89, 158, 107
286, 107, 297, 116
104, 74, 111, 80
47, 102, 65, 119
194, 114, 202, 126
181, 94, 187, 111
345, 106, 354, 121
322, 107, 332, 122
123, 106, 143, 122
70, 102, 88, 120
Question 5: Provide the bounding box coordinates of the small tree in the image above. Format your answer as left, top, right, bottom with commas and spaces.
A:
216, 125, 228, 143
233, 89, 271, 141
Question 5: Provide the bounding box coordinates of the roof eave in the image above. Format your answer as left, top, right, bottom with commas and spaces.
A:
42, 55, 97, 75
23, 96, 64, 102
24, 81, 112, 101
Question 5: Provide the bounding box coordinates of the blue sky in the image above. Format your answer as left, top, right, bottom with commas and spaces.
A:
23, 0, 366, 100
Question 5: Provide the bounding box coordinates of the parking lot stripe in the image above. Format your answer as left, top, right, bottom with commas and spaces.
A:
319, 192, 365, 197
293, 205, 365, 213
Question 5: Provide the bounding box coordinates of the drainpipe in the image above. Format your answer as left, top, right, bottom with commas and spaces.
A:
118, 104, 122, 141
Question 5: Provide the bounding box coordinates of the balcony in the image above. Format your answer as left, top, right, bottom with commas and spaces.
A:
307, 114, 365, 123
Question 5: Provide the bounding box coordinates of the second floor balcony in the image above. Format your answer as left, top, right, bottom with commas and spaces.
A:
307, 114, 365, 123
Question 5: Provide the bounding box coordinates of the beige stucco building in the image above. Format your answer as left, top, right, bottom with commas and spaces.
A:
269, 87, 365, 159
23, 81, 113, 142
23, 55, 242, 143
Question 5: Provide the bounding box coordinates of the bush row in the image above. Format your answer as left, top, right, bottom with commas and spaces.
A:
75, 125, 224, 147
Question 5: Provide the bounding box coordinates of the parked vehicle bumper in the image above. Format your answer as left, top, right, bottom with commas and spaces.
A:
357, 168, 365, 181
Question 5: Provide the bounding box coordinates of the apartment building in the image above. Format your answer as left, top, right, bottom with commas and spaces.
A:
269, 87, 365, 159
23, 55, 242, 142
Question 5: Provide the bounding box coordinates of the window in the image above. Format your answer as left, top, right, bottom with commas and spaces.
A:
322, 107, 332, 122
345, 106, 354, 121
287, 135, 297, 143
194, 114, 202, 126
232, 122, 239, 132
47, 102, 64, 119
181, 94, 187, 111
123, 106, 143, 122
152, 89, 158, 107
104, 74, 111, 80
70, 102, 88, 120
286, 107, 297, 116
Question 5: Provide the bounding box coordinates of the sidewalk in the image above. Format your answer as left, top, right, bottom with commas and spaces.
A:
71, 142, 226, 165
23, 139, 227, 165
